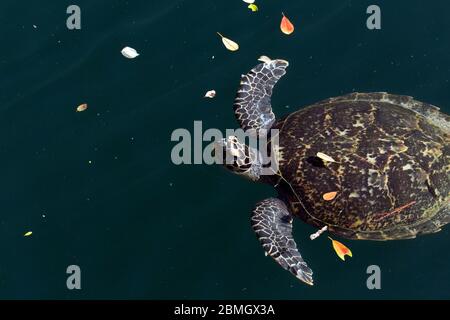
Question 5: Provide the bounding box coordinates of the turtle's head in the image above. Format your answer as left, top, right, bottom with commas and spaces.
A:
215, 135, 261, 181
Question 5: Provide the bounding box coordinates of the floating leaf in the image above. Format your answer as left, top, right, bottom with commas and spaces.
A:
204, 90, 216, 99
280, 13, 295, 35
24, 231, 33, 237
242, 0, 255, 3
248, 4, 258, 12
323, 191, 338, 201
258, 55, 272, 63
316, 152, 336, 163
76, 103, 88, 112
217, 32, 239, 51
329, 237, 352, 261
121, 46, 139, 59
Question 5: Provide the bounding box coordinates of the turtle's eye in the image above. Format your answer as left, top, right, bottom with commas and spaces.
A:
215, 136, 253, 173
306, 156, 326, 168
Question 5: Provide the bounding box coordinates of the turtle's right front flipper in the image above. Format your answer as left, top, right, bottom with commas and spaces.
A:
251, 198, 314, 285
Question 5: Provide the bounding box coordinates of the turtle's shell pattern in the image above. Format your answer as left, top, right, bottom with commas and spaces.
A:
272, 93, 450, 240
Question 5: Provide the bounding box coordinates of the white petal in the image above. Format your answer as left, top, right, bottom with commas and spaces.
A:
121, 46, 140, 59
204, 90, 216, 98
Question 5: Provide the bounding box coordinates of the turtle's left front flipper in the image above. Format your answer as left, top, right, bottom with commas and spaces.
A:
234, 59, 289, 132
251, 198, 314, 285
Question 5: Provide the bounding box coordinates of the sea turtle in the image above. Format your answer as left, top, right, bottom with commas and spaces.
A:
216, 58, 450, 285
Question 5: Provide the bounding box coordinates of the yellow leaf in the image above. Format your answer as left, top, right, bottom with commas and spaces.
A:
248, 4, 258, 12
329, 237, 352, 261
217, 32, 239, 52
316, 152, 336, 163
24, 231, 33, 237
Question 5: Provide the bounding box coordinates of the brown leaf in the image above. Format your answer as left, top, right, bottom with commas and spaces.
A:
76, 103, 88, 112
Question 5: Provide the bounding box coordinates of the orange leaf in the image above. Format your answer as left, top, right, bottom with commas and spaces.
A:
329, 237, 352, 261
280, 13, 294, 35
323, 191, 338, 201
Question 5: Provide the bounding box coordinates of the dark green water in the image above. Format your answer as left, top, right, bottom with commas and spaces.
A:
0, 0, 449, 299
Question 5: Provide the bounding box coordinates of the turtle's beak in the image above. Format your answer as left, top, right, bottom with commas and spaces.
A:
213, 138, 227, 165
215, 136, 245, 166
213, 137, 238, 165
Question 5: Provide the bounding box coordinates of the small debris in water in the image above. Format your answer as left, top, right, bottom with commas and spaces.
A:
24, 231, 33, 237
310, 226, 328, 240
76, 103, 88, 112
204, 90, 216, 98
121, 46, 139, 59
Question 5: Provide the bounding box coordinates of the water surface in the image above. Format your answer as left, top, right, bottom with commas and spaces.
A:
0, 0, 449, 299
